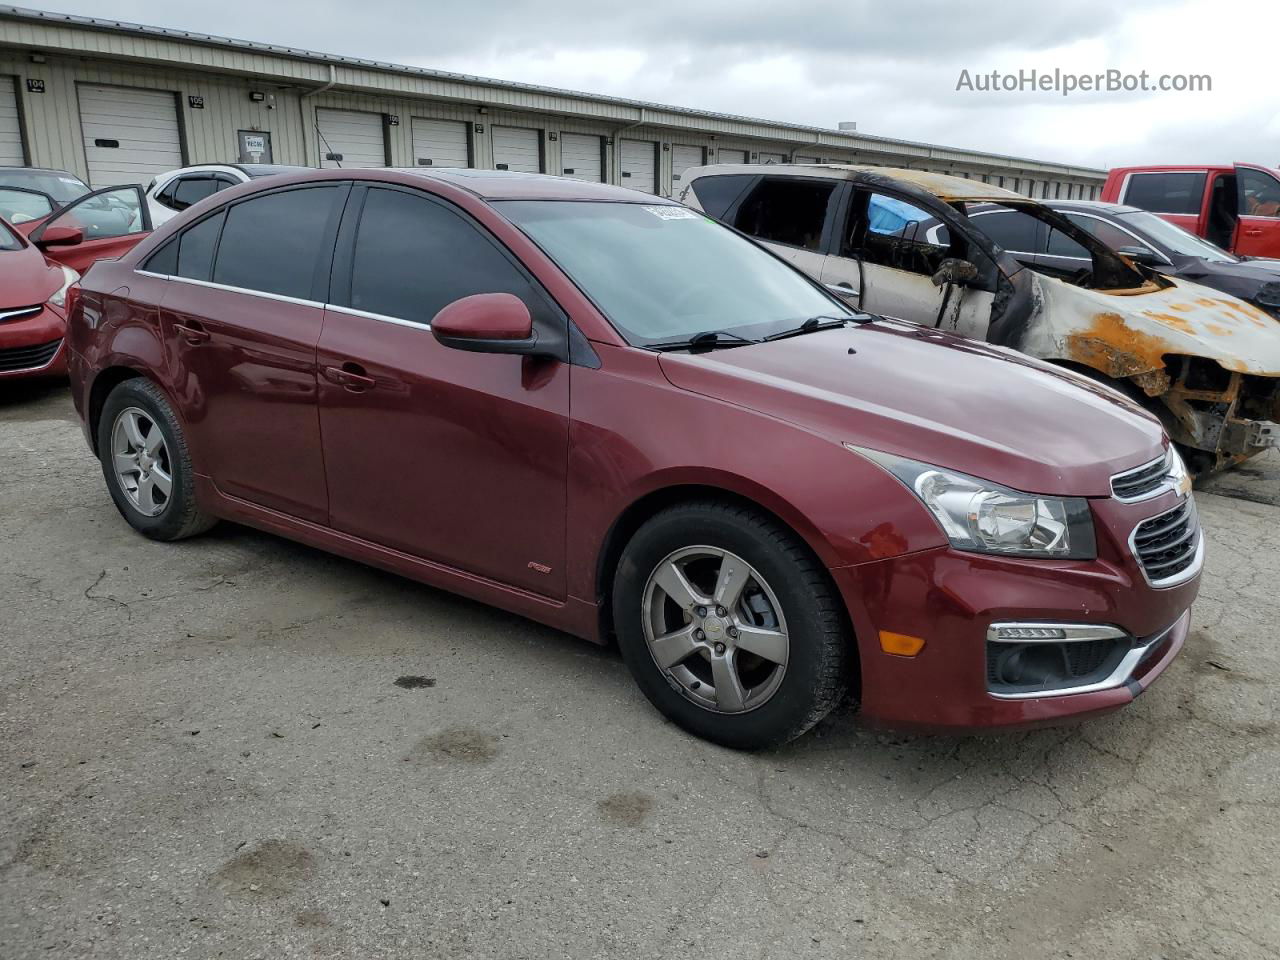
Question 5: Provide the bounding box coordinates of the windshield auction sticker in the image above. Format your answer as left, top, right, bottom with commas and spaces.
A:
642, 205, 699, 220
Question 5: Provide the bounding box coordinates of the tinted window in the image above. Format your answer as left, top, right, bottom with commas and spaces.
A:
348, 187, 552, 325
688, 174, 754, 220
172, 176, 220, 211
1064, 212, 1156, 257
1238, 168, 1280, 217
733, 178, 837, 250
1046, 226, 1090, 259
177, 212, 224, 282
212, 187, 339, 299
972, 210, 1039, 252
1122, 172, 1206, 215
144, 237, 178, 274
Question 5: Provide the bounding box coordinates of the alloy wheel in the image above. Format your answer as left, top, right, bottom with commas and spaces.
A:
110, 406, 173, 517
641, 546, 790, 714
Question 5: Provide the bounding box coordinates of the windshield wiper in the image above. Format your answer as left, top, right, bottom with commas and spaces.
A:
762, 315, 865, 342
648, 330, 759, 353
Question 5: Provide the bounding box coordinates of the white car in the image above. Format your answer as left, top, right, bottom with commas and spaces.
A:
145, 163, 309, 226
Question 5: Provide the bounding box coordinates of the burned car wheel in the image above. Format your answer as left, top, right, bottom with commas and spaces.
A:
613, 500, 851, 750
97, 379, 216, 541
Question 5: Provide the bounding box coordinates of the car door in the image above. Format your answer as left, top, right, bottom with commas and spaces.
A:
141, 182, 348, 524
722, 174, 843, 279
316, 183, 570, 598
29, 185, 152, 273
1234, 165, 1280, 259
822, 189, 995, 339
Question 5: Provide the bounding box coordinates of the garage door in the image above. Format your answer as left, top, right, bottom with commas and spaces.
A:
621, 139, 656, 194
671, 145, 705, 187
316, 108, 386, 169
78, 84, 182, 188
559, 133, 602, 182
411, 118, 468, 168
716, 148, 747, 165
0, 76, 23, 167
757, 151, 787, 165
492, 126, 542, 173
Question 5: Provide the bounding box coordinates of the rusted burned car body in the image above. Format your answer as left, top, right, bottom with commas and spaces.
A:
679, 164, 1280, 474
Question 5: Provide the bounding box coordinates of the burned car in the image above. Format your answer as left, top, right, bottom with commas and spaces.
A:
679, 165, 1280, 475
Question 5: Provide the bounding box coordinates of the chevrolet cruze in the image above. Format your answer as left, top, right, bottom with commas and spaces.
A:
65, 169, 1201, 748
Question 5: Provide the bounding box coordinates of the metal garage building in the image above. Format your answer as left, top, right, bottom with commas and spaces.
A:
0, 5, 1106, 199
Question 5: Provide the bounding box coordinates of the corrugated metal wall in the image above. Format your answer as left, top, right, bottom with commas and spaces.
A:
0, 44, 1104, 200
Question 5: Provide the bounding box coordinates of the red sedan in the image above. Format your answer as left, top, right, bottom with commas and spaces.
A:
1, 177, 151, 381
64, 169, 1200, 748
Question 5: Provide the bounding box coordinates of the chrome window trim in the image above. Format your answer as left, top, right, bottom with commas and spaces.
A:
132, 270, 325, 309
1062, 210, 1173, 266
1128, 498, 1204, 589
325, 303, 431, 330
988, 616, 1182, 701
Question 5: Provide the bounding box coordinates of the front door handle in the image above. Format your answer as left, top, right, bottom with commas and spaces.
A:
1244, 228, 1263, 237
322, 363, 376, 391
174, 321, 210, 344
825, 282, 859, 297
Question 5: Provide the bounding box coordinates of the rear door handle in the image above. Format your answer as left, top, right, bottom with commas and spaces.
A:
1245, 228, 1264, 236
174, 321, 210, 344
322, 363, 376, 391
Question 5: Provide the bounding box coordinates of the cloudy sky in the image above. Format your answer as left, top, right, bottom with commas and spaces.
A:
28, 0, 1278, 170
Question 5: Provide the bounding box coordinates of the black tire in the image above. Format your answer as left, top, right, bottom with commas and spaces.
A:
97, 378, 216, 541
613, 500, 852, 750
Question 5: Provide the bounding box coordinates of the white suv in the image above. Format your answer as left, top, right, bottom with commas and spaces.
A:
145, 163, 309, 225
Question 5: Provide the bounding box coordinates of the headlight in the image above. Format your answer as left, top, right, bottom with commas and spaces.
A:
48, 265, 80, 308
849, 446, 1097, 559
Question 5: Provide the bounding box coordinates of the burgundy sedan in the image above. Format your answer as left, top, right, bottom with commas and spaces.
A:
64, 169, 1200, 748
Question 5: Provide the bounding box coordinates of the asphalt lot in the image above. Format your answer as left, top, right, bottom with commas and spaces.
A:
2, 379, 1277, 960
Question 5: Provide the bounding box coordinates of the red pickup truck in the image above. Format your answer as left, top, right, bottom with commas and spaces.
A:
1101, 164, 1280, 259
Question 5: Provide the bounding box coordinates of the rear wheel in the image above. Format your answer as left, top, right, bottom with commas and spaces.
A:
613, 500, 852, 749
97, 379, 215, 541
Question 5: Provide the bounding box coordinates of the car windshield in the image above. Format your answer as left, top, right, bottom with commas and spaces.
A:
0, 169, 90, 204
1117, 209, 1237, 263
496, 200, 853, 346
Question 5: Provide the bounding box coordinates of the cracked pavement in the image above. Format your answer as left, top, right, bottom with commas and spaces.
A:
2, 380, 1277, 959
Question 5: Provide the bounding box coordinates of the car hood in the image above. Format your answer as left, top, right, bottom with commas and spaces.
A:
657, 320, 1164, 497
1029, 274, 1280, 377
1171, 257, 1280, 315
0, 242, 61, 308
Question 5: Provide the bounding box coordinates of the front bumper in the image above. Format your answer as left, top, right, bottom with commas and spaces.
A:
831, 524, 1199, 732
0, 303, 67, 380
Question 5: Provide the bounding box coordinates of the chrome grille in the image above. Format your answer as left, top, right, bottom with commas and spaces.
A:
0, 338, 61, 373
0, 305, 43, 324
1111, 453, 1168, 501
1131, 499, 1200, 586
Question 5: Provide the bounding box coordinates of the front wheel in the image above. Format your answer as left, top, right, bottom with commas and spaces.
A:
613, 500, 852, 749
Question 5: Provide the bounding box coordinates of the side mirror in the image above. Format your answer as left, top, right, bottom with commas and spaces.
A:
431, 293, 541, 355
37, 223, 84, 247
1117, 245, 1163, 268
930, 258, 979, 287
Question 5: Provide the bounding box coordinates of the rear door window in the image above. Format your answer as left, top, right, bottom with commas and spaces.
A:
171, 176, 220, 211
211, 186, 344, 300
1238, 168, 1280, 217
343, 186, 557, 327
731, 177, 838, 250
1121, 172, 1206, 215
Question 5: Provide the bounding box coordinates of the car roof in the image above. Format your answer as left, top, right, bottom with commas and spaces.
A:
1042, 199, 1145, 215
684, 163, 1025, 202
0, 166, 87, 182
